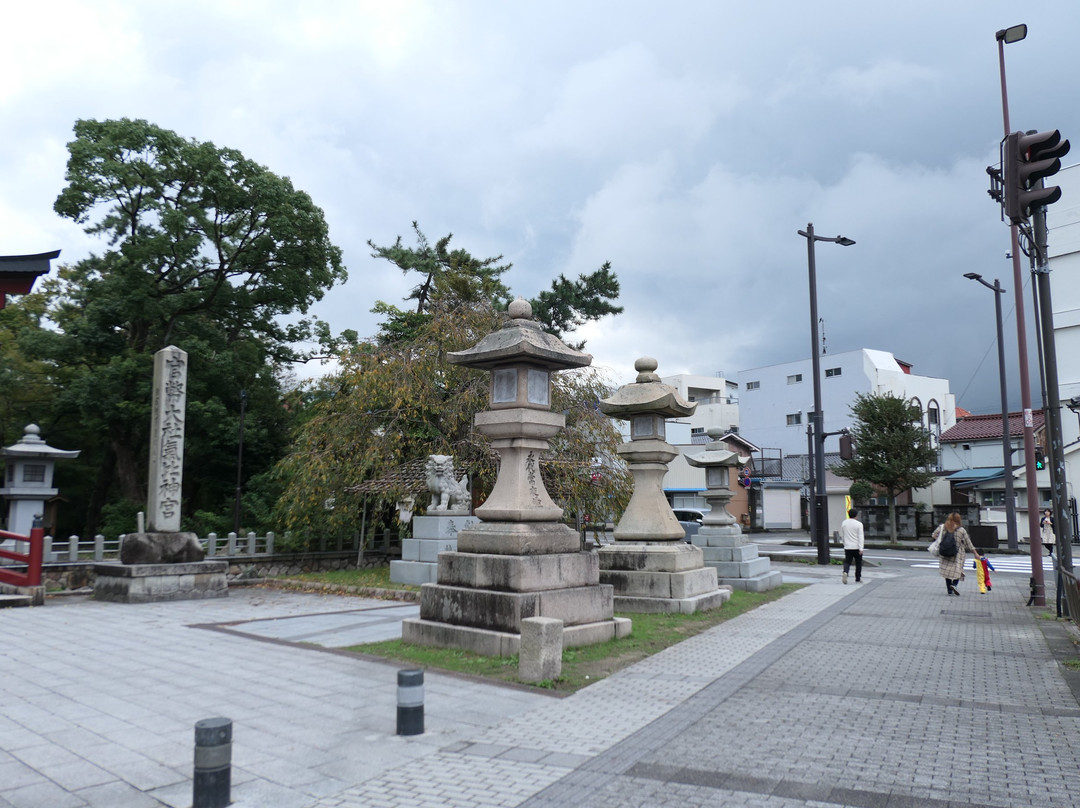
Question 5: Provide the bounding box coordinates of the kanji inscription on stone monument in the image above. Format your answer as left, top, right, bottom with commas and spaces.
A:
147, 346, 187, 532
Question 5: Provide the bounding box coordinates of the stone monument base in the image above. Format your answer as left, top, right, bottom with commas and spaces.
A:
402, 614, 631, 657
401, 521, 629, 658
598, 541, 732, 613
694, 528, 783, 592
120, 531, 205, 565
93, 561, 228, 603
390, 514, 478, 586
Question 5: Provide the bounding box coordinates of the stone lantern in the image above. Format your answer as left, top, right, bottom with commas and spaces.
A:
1, 424, 80, 536
596, 358, 729, 613
401, 298, 629, 655
454, 297, 588, 526
686, 426, 782, 592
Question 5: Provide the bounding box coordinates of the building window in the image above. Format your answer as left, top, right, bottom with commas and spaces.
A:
786, 413, 802, 426
746, 380, 760, 390
23, 464, 46, 483
928, 408, 939, 426
980, 491, 1006, 507
787, 374, 802, 384
690, 427, 704, 435
825, 367, 842, 378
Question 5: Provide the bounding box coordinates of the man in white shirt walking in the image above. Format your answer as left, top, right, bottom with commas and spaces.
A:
839, 508, 864, 584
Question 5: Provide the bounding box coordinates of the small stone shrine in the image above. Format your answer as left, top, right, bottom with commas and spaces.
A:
687, 427, 783, 591
95, 346, 226, 602
390, 455, 479, 585
401, 298, 630, 656
597, 357, 730, 613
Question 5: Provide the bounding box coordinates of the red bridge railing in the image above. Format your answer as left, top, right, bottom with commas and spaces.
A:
0, 525, 45, 587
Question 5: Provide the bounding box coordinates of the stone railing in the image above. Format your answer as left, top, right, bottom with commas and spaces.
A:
1, 529, 402, 592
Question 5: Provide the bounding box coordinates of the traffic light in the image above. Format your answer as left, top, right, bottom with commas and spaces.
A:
1035, 447, 1045, 470
839, 433, 854, 460
1003, 129, 1071, 223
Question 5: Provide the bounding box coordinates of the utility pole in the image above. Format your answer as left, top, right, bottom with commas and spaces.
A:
1032, 201, 1074, 583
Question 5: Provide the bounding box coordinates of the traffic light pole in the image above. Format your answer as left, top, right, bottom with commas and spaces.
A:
996, 28, 1045, 605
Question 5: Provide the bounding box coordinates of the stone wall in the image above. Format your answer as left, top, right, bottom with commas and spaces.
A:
857, 504, 980, 539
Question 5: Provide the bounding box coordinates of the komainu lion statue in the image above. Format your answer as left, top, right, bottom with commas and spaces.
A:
425, 454, 470, 513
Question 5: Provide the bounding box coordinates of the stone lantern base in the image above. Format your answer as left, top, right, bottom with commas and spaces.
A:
597, 542, 731, 613
693, 525, 784, 592
401, 522, 630, 657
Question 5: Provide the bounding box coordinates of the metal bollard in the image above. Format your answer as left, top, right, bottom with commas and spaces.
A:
193, 717, 232, 808
396, 669, 424, 735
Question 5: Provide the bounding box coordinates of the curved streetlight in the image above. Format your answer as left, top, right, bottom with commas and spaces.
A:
798, 223, 855, 564
964, 272, 1019, 551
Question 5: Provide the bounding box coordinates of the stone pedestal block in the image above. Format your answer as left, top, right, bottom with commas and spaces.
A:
708, 556, 773, 579
93, 561, 227, 603
391, 513, 478, 587
598, 542, 705, 572
726, 569, 784, 593
693, 528, 783, 592
418, 580, 613, 633
455, 521, 581, 555
700, 544, 760, 564
412, 515, 479, 540
693, 529, 747, 548
598, 542, 729, 614
389, 560, 439, 585
518, 617, 563, 683
401, 538, 458, 563
401, 614, 630, 656
437, 551, 598, 592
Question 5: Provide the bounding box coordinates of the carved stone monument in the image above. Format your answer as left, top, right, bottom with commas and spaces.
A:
596, 357, 731, 613
687, 427, 783, 591
96, 345, 225, 602
401, 298, 630, 655
391, 455, 479, 585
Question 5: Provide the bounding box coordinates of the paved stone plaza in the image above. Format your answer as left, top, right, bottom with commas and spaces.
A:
2, 558, 1078, 807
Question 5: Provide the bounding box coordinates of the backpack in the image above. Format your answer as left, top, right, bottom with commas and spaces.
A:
939, 530, 958, 558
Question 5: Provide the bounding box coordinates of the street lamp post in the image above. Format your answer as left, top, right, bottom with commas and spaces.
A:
798, 223, 855, 564
995, 23, 1045, 604
964, 273, 1019, 551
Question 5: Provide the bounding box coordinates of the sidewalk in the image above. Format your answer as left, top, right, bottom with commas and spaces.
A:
2, 562, 1078, 807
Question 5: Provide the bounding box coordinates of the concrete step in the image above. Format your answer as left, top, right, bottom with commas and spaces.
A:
0, 593, 32, 608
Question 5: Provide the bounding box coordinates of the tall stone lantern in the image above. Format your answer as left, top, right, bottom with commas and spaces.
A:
687, 426, 783, 592
401, 298, 629, 656
597, 358, 730, 613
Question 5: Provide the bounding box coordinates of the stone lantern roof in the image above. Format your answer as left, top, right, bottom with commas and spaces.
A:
598, 357, 696, 419
447, 298, 592, 371
2, 424, 80, 459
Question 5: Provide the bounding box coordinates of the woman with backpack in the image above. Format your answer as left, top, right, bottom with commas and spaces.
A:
932, 512, 976, 596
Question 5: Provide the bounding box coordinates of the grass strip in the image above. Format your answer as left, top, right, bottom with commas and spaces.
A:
347, 583, 801, 693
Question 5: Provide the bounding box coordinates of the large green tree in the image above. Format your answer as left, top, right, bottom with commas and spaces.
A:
368, 222, 623, 345
834, 392, 938, 540
15, 117, 346, 536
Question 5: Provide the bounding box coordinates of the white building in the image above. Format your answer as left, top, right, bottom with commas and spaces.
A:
1046, 162, 1080, 517
737, 348, 956, 459
659, 373, 739, 438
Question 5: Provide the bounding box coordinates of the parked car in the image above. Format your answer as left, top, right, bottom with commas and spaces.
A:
673, 508, 707, 541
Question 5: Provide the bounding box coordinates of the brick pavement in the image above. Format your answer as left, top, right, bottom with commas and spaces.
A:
2, 564, 1078, 807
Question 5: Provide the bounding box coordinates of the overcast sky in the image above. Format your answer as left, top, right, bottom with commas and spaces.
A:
3, 1, 1079, 415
